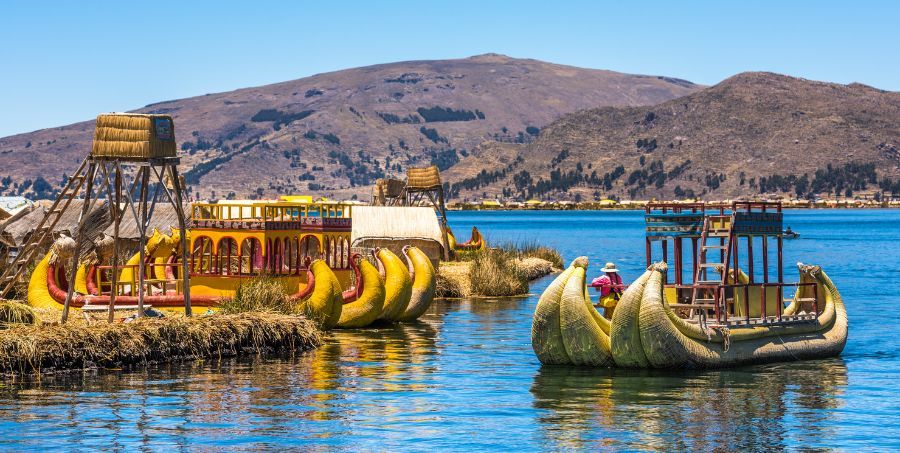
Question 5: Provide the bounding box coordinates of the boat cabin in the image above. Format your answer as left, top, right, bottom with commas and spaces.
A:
187, 200, 354, 296
644, 201, 819, 327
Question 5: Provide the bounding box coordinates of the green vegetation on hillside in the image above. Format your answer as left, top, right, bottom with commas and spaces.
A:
419, 127, 448, 144
377, 112, 421, 124
417, 106, 484, 122
250, 109, 315, 131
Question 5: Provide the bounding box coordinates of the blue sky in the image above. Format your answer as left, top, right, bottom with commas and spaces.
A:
1, 0, 897, 137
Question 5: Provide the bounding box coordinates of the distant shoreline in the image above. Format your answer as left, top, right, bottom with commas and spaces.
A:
447, 203, 897, 211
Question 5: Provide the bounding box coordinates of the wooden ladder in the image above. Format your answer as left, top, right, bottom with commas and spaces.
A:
0, 157, 90, 298
689, 213, 736, 323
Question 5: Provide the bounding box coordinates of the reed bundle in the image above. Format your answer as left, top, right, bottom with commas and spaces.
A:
0, 301, 38, 327
91, 113, 177, 160
468, 248, 528, 297
406, 165, 442, 189
219, 277, 296, 314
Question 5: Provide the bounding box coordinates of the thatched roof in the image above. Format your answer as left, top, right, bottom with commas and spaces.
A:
0, 199, 187, 246
351, 206, 443, 245
405, 166, 442, 190
92, 113, 177, 160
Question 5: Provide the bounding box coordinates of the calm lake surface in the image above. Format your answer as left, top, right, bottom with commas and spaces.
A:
1, 210, 898, 450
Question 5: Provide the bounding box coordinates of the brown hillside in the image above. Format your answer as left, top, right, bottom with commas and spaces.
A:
447, 72, 900, 201
0, 54, 699, 200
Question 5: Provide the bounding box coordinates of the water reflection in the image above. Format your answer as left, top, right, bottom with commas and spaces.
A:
299, 321, 441, 415
0, 319, 442, 449
531, 359, 848, 450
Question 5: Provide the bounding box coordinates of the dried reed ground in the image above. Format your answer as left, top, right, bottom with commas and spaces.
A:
437, 242, 562, 298
0, 312, 322, 376
218, 276, 297, 315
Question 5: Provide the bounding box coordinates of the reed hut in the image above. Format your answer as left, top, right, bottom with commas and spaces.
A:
350, 206, 444, 266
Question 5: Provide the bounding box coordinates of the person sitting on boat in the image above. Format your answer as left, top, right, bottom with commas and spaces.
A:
785, 225, 794, 235
589, 262, 626, 317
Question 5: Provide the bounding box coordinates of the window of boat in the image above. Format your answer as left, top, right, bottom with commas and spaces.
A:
217, 237, 238, 275
300, 235, 319, 267
326, 235, 338, 268
333, 236, 342, 268
191, 236, 214, 275
271, 238, 283, 274
240, 238, 262, 275
285, 236, 299, 274
339, 237, 350, 269
279, 239, 287, 273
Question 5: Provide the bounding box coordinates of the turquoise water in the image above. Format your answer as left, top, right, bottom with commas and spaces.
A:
1, 210, 898, 450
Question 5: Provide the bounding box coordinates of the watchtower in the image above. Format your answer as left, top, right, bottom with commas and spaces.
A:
0, 113, 191, 322
373, 166, 450, 260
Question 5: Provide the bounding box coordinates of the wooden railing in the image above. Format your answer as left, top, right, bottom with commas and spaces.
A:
191, 202, 352, 223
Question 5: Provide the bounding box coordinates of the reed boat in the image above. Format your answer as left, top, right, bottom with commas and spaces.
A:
28, 199, 436, 328
532, 201, 847, 369
447, 226, 486, 252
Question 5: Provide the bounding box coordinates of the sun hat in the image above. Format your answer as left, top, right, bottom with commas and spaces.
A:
601, 262, 618, 273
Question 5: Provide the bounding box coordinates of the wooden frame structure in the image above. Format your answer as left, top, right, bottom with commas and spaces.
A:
0, 159, 191, 323
373, 166, 451, 260
645, 201, 819, 327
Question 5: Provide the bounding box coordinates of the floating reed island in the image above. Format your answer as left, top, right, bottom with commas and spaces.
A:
0, 305, 322, 376
437, 241, 563, 298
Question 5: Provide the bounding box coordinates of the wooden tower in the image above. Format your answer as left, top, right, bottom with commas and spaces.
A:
372, 166, 451, 260
0, 113, 191, 322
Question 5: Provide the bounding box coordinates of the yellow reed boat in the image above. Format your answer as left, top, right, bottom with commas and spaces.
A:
532, 201, 847, 369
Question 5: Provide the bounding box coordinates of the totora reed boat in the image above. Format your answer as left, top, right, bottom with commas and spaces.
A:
532, 201, 847, 369
28, 200, 436, 328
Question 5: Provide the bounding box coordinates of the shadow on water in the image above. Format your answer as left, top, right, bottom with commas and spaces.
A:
530, 358, 848, 450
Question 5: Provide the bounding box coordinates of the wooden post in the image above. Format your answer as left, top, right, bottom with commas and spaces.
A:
674, 237, 683, 285
645, 237, 652, 267
691, 237, 698, 284
760, 281, 767, 320
661, 239, 668, 284
747, 236, 754, 283
744, 284, 750, 325
777, 234, 784, 320
108, 162, 122, 323
437, 187, 451, 261
174, 166, 192, 318
137, 167, 150, 317
62, 162, 97, 323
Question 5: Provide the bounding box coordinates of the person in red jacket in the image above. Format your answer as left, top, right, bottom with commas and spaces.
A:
589, 262, 626, 318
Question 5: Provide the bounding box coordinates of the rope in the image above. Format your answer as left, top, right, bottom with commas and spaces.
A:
714, 326, 731, 352
775, 331, 800, 361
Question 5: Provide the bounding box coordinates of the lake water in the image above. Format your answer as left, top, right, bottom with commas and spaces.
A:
1, 210, 898, 450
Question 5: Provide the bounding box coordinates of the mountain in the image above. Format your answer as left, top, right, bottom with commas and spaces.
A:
0, 54, 700, 200
445, 72, 900, 201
